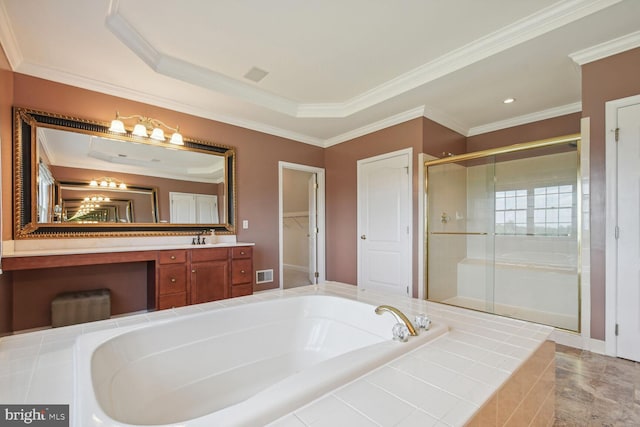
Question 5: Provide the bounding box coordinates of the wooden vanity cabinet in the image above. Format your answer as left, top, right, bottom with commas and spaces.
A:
231, 247, 253, 297
156, 246, 253, 310
157, 250, 189, 310
190, 248, 229, 304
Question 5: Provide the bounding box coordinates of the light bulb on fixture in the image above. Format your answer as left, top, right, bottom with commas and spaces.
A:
109, 113, 126, 134
89, 178, 127, 190
108, 111, 184, 145
170, 128, 184, 145
132, 124, 148, 137
150, 127, 165, 141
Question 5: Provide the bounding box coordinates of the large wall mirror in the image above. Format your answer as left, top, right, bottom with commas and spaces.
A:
14, 107, 236, 238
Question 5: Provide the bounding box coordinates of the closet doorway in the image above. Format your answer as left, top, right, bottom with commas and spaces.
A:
279, 162, 325, 289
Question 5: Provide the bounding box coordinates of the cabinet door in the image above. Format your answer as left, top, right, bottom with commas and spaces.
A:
158, 265, 188, 295
191, 260, 228, 304
232, 259, 252, 285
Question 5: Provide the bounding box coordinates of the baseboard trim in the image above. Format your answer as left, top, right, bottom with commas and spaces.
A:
550, 329, 606, 354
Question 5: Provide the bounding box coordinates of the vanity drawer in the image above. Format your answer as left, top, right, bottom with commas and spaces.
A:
158, 250, 187, 265
158, 292, 187, 310
191, 247, 228, 262
158, 265, 188, 295
231, 246, 252, 259
232, 259, 252, 285
230, 283, 253, 298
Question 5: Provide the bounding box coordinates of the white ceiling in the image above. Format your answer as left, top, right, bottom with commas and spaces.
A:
1, 0, 639, 147
39, 127, 225, 183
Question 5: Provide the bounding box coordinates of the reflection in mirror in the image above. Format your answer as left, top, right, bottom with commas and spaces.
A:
14, 108, 236, 238
57, 182, 157, 224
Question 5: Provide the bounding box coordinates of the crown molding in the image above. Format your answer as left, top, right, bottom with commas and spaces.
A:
105, 1, 299, 117
323, 106, 425, 147
7, 56, 592, 148
309, 0, 622, 119
105, 0, 620, 119
467, 102, 582, 137
0, 0, 23, 70
569, 30, 640, 65
105, 1, 160, 69
422, 107, 469, 137
16, 61, 325, 147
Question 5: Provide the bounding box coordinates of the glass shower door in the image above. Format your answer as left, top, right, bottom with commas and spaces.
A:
426, 156, 496, 313
425, 135, 581, 331
491, 145, 579, 330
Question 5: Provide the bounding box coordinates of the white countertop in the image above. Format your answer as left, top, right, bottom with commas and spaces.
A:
0, 282, 552, 426
1, 235, 253, 258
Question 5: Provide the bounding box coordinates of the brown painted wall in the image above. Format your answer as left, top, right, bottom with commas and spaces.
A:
0, 45, 14, 334
324, 117, 466, 295
12, 263, 148, 330
466, 113, 582, 152
2, 47, 636, 336
422, 117, 468, 158
582, 48, 640, 340
325, 118, 423, 289
6, 74, 325, 292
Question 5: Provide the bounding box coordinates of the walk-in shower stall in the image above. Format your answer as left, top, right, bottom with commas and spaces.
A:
425, 134, 581, 331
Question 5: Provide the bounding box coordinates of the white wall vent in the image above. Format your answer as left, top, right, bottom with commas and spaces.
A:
256, 269, 273, 284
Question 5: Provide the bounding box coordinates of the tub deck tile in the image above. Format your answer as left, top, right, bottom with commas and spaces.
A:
0, 282, 554, 427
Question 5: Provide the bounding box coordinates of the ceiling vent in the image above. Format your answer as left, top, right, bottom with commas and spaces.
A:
244, 67, 269, 83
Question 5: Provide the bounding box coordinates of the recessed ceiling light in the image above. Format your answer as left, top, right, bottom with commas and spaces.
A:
503, 97, 516, 104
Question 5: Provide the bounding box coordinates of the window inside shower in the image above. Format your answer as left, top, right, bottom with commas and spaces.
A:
425, 137, 580, 331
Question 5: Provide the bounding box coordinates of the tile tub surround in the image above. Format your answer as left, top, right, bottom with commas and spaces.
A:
0, 282, 553, 426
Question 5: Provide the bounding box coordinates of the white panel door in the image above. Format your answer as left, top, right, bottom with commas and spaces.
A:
358, 151, 411, 296
616, 102, 640, 362
170, 192, 196, 223
197, 195, 219, 224
308, 173, 318, 283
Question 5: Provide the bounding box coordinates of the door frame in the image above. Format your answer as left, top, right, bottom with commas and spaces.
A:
278, 162, 326, 289
357, 148, 413, 294
605, 93, 640, 356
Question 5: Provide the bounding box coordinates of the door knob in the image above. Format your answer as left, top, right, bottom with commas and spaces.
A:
361, 235, 367, 240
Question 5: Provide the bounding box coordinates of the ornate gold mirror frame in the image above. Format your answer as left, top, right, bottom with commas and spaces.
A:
14, 107, 236, 238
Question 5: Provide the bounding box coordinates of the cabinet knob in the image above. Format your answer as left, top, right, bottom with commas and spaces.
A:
170, 255, 176, 260
192, 269, 196, 273
240, 270, 246, 274
170, 278, 176, 283
240, 251, 245, 255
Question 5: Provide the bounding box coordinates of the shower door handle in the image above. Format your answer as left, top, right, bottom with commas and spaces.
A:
360, 235, 367, 240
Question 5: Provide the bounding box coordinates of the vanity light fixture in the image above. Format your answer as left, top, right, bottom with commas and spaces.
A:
83, 195, 111, 203
503, 97, 516, 104
109, 111, 184, 145
89, 178, 127, 190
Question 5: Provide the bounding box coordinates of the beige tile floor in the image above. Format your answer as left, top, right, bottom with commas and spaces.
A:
282, 266, 313, 289
555, 344, 640, 426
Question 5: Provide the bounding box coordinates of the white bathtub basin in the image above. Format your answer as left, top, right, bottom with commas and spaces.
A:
74, 294, 447, 427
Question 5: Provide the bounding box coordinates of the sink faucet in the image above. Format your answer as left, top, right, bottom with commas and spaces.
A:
375, 305, 418, 336
192, 230, 208, 245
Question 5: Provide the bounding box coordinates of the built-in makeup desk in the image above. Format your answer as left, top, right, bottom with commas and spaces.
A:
1, 242, 254, 332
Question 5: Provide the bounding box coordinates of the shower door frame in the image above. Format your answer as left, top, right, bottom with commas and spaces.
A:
423, 133, 582, 332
